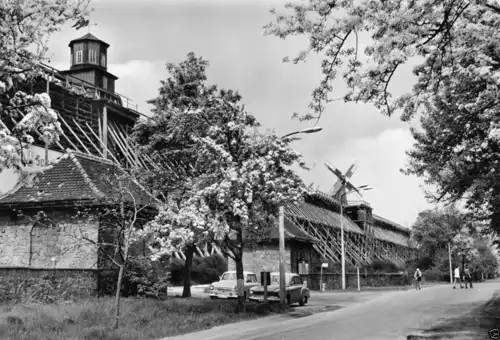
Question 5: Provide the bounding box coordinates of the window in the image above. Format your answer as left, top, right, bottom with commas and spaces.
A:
101, 53, 106, 67
291, 276, 303, 286
103, 76, 108, 89
71, 52, 73, 66
246, 274, 257, 283
221, 272, 236, 281
76, 50, 82, 64
89, 50, 96, 63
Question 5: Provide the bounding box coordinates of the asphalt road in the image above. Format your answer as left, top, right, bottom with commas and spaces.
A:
164, 281, 499, 340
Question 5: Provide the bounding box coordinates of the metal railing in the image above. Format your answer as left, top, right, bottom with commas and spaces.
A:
347, 200, 371, 207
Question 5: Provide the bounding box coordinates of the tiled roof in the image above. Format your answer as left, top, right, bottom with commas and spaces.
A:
285, 201, 364, 234
373, 213, 410, 234
69, 33, 109, 46
0, 151, 155, 207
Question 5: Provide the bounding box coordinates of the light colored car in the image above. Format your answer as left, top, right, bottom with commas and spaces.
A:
208, 271, 260, 300
249, 272, 310, 306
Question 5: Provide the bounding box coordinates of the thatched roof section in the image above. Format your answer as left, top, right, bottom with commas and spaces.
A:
372, 227, 410, 247
284, 201, 364, 234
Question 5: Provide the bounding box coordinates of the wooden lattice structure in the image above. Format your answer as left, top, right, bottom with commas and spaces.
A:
284, 192, 417, 268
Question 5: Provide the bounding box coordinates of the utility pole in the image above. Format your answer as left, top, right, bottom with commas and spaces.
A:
279, 206, 286, 304
448, 242, 453, 284
278, 127, 322, 303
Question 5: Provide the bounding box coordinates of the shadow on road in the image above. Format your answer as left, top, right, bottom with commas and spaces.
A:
406, 290, 500, 340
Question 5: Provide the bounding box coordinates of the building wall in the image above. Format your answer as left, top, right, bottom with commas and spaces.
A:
227, 243, 292, 275
0, 209, 98, 269
227, 241, 314, 276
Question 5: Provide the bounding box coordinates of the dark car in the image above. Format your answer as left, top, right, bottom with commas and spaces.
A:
249, 272, 310, 306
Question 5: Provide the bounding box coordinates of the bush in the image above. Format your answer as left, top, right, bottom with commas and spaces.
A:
168, 254, 227, 286
97, 257, 170, 298
414, 257, 434, 271
364, 260, 402, 273
423, 268, 445, 282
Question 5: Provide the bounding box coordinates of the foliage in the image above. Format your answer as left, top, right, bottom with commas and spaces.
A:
0, 297, 292, 340
361, 259, 401, 273
134, 53, 310, 310
451, 225, 479, 261
73, 167, 159, 329
0, 0, 90, 171
168, 254, 227, 286
410, 206, 463, 259
410, 205, 499, 278
264, 0, 500, 233
131, 53, 248, 298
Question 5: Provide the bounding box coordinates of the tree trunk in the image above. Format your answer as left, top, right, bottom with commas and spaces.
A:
235, 227, 245, 313
113, 264, 125, 330
461, 254, 465, 279
182, 244, 195, 298
235, 254, 245, 313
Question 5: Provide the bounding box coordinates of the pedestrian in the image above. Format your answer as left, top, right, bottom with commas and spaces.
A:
464, 265, 473, 289
414, 268, 422, 290
453, 265, 463, 289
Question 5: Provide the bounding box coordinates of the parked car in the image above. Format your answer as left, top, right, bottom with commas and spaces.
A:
249, 272, 310, 306
208, 271, 260, 300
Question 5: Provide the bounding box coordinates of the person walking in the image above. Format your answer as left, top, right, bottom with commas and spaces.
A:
464, 265, 473, 289
453, 265, 463, 289
414, 268, 422, 290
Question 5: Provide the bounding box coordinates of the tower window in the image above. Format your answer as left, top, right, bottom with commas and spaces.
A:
89, 50, 97, 63
101, 53, 106, 67
76, 51, 82, 64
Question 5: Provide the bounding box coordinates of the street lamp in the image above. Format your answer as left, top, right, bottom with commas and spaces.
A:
278, 126, 322, 304
281, 127, 323, 140
339, 185, 372, 290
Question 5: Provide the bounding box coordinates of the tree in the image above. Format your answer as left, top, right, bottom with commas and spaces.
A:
73, 169, 160, 330
131, 52, 242, 298
140, 95, 309, 312
264, 0, 500, 234
451, 224, 479, 273
0, 0, 90, 171
411, 206, 463, 262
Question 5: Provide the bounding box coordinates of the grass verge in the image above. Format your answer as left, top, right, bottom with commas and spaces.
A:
0, 297, 293, 340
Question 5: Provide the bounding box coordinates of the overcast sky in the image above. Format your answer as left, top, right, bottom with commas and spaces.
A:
45, 0, 434, 227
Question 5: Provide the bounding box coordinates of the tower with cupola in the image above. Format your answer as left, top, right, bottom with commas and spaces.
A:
62, 33, 118, 94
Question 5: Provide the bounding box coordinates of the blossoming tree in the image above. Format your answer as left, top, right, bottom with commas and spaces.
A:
264, 0, 500, 235
132, 52, 244, 297
0, 0, 90, 171
139, 97, 309, 312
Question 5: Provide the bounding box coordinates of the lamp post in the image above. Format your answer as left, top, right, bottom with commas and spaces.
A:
339, 184, 372, 290
278, 126, 322, 304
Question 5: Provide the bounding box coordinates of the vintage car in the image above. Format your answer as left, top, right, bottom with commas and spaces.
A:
208, 271, 260, 300
249, 272, 310, 306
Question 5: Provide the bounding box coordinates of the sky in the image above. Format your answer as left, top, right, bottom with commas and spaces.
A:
44, 0, 434, 227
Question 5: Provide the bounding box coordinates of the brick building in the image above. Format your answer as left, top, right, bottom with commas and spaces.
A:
0, 151, 155, 299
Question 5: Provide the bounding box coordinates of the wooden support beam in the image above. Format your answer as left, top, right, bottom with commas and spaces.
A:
102, 105, 108, 159
84, 122, 120, 164
72, 118, 104, 157
57, 113, 92, 155
109, 121, 149, 169
107, 124, 136, 167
